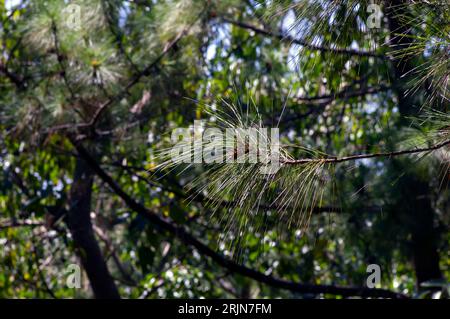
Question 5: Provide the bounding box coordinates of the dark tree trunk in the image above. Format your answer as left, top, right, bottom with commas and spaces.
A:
393, 170, 443, 286
385, 0, 442, 288
66, 155, 120, 299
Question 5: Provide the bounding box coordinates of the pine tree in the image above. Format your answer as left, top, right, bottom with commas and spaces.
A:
0, 0, 448, 298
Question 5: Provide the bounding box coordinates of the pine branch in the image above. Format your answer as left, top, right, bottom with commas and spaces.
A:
222, 17, 386, 59
46, 12, 201, 135
72, 139, 408, 299
89, 12, 202, 128
284, 139, 450, 165
101, 0, 140, 74
50, 21, 73, 96
112, 162, 339, 215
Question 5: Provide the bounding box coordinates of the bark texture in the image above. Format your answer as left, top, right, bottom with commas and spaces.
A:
66, 155, 120, 299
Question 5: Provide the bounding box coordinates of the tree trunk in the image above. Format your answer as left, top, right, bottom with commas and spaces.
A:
393, 169, 443, 286
66, 155, 120, 299
385, 0, 442, 288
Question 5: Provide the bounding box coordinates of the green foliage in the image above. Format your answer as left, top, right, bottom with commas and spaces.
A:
0, 0, 448, 299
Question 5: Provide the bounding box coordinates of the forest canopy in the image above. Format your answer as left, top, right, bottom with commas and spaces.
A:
0, 0, 449, 299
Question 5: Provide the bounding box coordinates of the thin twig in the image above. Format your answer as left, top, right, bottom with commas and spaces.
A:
284, 139, 450, 165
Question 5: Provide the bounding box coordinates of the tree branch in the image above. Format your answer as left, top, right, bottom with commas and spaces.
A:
111, 162, 339, 215
283, 139, 450, 165
0, 221, 43, 230
222, 18, 386, 59
88, 14, 201, 128
46, 16, 199, 135
71, 139, 407, 299
0, 63, 24, 89
295, 85, 391, 103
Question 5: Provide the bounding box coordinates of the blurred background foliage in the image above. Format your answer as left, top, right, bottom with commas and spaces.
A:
0, 0, 448, 298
